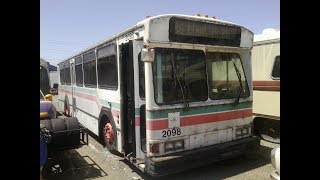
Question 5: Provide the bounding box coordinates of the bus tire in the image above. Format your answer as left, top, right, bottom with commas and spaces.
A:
40, 120, 52, 131
65, 117, 80, 146
100, 114, 117, 154
51, 118, 66, 148
51, 118, 66, 132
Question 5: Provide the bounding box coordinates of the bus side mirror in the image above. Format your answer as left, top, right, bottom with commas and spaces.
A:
141, 48, 155, 62
44, 94, 53, 102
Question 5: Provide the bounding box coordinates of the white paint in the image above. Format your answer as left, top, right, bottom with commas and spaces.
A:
168, 112, 180, 128
254, 28, 280, 43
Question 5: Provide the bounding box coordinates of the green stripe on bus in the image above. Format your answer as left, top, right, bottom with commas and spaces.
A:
146, 101, 252, 119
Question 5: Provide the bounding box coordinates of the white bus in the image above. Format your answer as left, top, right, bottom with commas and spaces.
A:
57, 14, 260, 176
40, 58, 51, 95
252, 28, 280, 143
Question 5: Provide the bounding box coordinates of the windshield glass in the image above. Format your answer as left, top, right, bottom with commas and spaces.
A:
207, 53, 250, 100
153, 48, 208, 104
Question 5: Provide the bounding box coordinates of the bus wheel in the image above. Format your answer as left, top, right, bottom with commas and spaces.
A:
103, 121, 117, 153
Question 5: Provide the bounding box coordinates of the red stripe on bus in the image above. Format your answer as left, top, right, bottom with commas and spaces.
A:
253, 80, 280, 91
146, 109, 252, 130
58, 88, 120, 117
135, 117, 140, 126
181, 109, 252, 126
146, 120, 168, 130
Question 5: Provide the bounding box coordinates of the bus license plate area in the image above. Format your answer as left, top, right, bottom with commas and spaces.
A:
189, 128, 233, 149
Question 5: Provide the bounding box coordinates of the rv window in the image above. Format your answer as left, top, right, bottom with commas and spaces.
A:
272, 56, 280, 79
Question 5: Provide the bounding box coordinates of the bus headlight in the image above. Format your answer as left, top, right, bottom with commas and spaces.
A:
149, 143, 159, 154
174, 140, 184, 150
165, 140, 184, 152
165, 142, 174, 151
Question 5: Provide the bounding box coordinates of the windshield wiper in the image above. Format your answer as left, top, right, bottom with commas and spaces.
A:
171, 53, 189, 110
232, 60, 243, 104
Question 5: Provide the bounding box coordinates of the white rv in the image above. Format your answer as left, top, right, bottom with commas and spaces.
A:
252, 28, 280, 143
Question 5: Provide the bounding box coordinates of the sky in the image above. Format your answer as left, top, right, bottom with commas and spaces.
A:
40, 0, 280, 66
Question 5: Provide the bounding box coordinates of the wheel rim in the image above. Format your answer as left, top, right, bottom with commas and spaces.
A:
103, 123, 114, 145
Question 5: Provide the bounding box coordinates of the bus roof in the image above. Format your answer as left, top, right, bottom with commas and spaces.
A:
58, 14, 253, 65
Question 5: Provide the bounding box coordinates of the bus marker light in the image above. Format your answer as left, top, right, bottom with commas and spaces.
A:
150, 143, 159, 154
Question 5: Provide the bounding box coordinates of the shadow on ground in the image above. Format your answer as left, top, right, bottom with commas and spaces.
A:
42, 150, 107, 180
122, 144, 273, 180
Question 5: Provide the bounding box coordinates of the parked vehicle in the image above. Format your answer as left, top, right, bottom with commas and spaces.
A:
40, 89, 88, 177
50, 83, 59, 95
252, 28, 280, 143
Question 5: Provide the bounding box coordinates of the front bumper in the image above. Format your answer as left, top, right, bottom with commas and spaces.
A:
145, 136, 260, 177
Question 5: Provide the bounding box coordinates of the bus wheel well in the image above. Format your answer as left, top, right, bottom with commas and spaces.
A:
99, 114, 110, 137
98, 108, 113, 139
98, 108, 118, 153
253, 117, 280, 143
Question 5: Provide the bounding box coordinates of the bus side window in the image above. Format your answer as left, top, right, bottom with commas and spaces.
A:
139, 52, 145, 99
83, 51, 97, 88
272, 56, 280, 79
75, 56, 83, 87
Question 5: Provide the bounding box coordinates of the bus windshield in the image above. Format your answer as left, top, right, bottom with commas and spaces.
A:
207, 52, 250, 100
153, 49, 250, 105
153, 48, 208, 104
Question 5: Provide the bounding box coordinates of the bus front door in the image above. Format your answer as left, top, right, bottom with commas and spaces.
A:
120, 41, 136, 157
